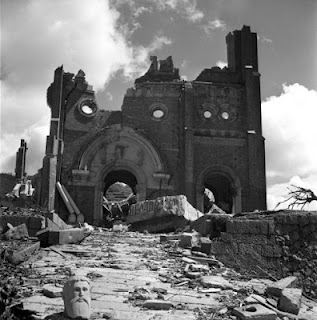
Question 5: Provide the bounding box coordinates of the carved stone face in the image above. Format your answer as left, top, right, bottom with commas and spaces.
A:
63, 276, 91, 319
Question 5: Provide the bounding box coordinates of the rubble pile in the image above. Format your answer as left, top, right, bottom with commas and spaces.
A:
201, 211, 317, 301
1, 204, 317, 319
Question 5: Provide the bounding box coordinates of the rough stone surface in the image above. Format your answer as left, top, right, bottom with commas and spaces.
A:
266, 276, 298, 297
142, 300, 174, 310
42, 284, 63, 298
233, 304, 277, 320
3, 223, 29, 240
278, 288, 302, 315
179, 231, 200, 249
200, 276, 233, 290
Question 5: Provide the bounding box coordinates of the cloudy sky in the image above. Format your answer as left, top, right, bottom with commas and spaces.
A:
1, 0, 317, 210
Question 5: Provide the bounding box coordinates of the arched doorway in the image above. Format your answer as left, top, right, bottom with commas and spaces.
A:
104, 170, 138, 198
196, 165, 242, 214
102, 170, 138, 226
204, 173, 234, 213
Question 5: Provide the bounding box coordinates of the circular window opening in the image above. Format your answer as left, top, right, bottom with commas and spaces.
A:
153, 109, 164, 119
221, 111, 230, 120
204, 110, 212, 119
81, 105, 94, 115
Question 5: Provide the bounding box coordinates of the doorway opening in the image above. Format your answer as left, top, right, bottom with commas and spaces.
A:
204, 173, 234, 213
103, 170, 138, 225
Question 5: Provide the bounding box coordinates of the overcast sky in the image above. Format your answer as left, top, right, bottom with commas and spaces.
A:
1, 0, 317, 210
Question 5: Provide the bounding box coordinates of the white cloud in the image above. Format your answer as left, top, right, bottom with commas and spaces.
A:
263, 84, 317, 209
154, 0, 204, 22
257, 35, 273, 44
216, 60, 227, 68
133, 6, 152, 17
0, 0, 172, 175
203, 19, 227, 34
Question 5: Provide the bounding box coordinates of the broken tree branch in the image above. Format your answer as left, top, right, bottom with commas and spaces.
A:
274, 185, 317, 210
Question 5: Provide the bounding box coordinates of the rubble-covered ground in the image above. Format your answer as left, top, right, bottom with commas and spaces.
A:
1, 201, 317, 320
0, 225, 317, 320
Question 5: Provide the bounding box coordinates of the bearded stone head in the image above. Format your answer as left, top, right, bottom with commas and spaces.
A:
62, 275, 91, 319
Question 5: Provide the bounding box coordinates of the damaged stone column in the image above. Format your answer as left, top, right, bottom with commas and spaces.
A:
40, 66, 65, 211
15, 139, 27, 182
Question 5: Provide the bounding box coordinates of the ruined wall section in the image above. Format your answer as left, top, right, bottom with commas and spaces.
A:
121, 82, 184, 196
208, 211, 317, 298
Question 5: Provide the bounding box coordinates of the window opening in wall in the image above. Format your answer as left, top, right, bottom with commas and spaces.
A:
81, 105, 94, 115
203, 110, 212, 119
221, 111, 229, 120
153, 109, 164, 119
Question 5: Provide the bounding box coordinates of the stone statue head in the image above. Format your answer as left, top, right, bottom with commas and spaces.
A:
62, 275, 91, 319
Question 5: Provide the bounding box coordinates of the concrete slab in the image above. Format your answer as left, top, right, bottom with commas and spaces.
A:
233, 304, 277, 320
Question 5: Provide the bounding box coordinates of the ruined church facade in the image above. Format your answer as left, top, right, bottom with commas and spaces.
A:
39, 26, 266, 224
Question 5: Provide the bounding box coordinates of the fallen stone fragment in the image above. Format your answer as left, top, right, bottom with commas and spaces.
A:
42, 284, 63, 298
278, 288, 302, 315
198, 288, 221, 293
187, 256, 220, 266
181, 257, 198, 264
179, 232, 200, 248
249, 294, 301, 320
37, 228, 87, 246
152, 287, 167, 294
233, 303, 277, 320
160, 234, 179, 242
7, 241, 40, 265
200, 275, 233, 290
189, 263, 209, 272
3, 223, 29, 240
185, 271, 201, 279
143, 299, 174, 310
199, 237, 212, 255
266, 276, 297, 297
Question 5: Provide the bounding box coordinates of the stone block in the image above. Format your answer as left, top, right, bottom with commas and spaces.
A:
3, 223, 29, 240
210, 242, 232, 255
266, 276, 298, 297
179, 232, 200, 248
159, 234, 179, 242
226, 219, 235, 233
262, 245, 282, 258
233, 304, 277, 320
199, 237, 212, 254
220, 232, 233, 242
143, 300, 174, 310
190, 215, 212, 236
298, 214, 310, 226
45, 212, 69, 230
278, 288, 302, 315
8, 241, 40, 265
48, 228, 86, 245
200, 275, 233, 290
42, 284, 63, 298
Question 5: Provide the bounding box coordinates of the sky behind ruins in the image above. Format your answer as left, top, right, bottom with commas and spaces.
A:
1, 0, 317, 209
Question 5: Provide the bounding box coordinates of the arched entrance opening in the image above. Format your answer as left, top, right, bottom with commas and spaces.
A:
204, 173, 235, 213
102, 170, 138, 226
104, 170, 138, 200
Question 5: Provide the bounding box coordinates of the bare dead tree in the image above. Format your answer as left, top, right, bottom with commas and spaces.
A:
275, 185, 317, 210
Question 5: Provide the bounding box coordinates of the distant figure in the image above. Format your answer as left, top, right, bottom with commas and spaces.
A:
62, 275, 91, 319
203, 188, 215, 213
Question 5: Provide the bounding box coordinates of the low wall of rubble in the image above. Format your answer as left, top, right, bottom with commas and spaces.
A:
208, 211, 317, 298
